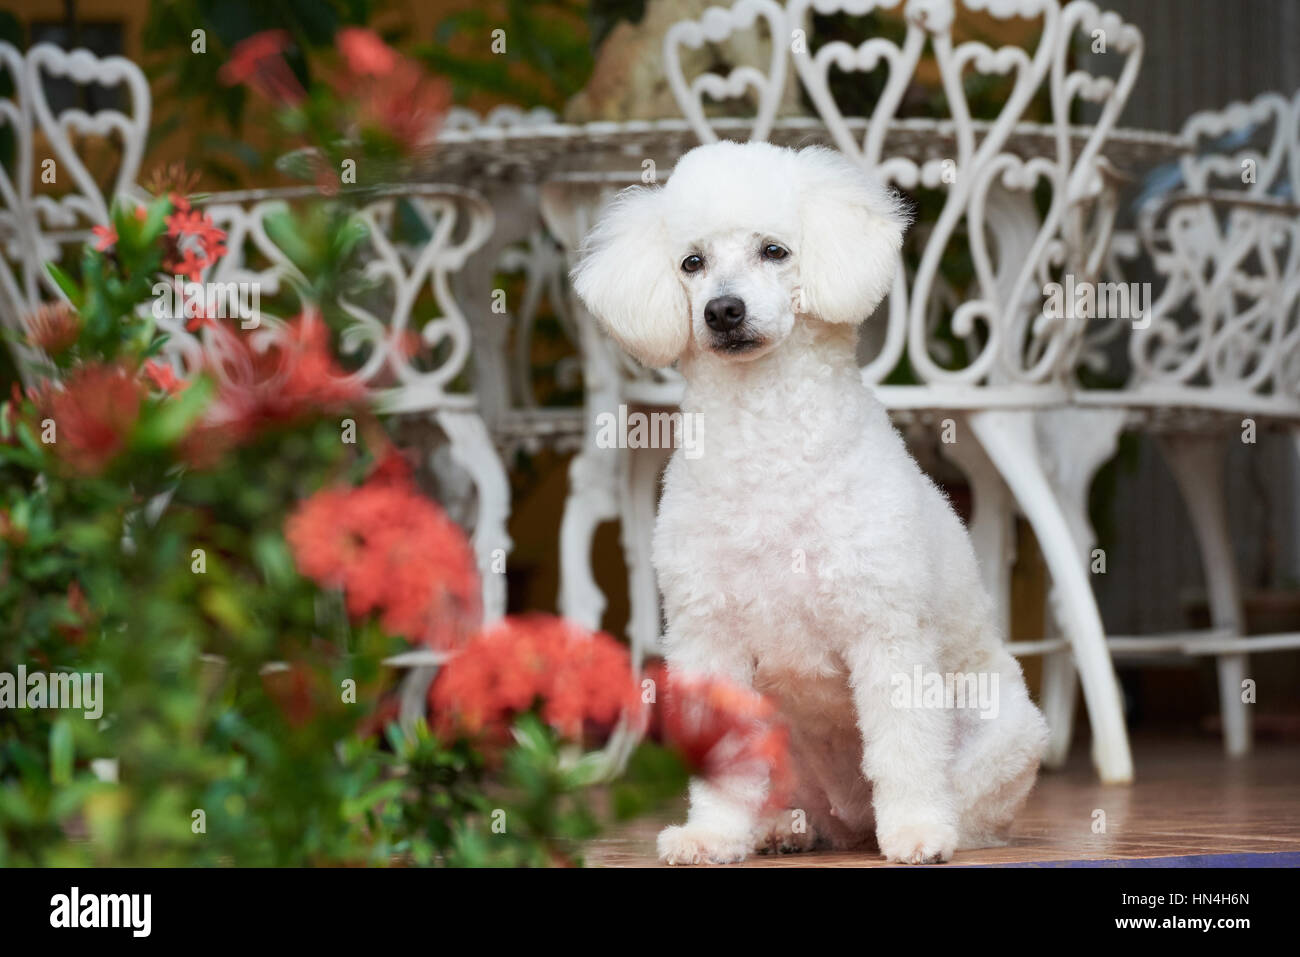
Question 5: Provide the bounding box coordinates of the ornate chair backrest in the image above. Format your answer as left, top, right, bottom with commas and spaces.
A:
1130, 89, 1300, 406
664, 0, 791, 144
148, 185, 494, 417
0, 41, 150, 383
663, 0, 1143, 394
0, 42, 39, 380
25, 43, 150, 229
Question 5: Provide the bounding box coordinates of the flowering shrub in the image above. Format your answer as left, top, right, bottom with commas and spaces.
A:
0, 27, 793, 868
220, 27, 452, 189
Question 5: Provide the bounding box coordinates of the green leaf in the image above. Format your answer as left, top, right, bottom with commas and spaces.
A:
341, 779, 405, 819
133, 375, 215, 449
44, 262, 82, 308
49, 720, 74, 786
263, 209, 318, 274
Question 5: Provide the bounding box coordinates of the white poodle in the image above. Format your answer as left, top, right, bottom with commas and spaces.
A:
571, 140, 1048, 865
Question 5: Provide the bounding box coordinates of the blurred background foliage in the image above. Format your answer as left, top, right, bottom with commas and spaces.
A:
138, 0, 600, 185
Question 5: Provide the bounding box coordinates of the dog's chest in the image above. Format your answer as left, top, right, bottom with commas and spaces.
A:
654, 463, 865, 678
658, 448, 877, 603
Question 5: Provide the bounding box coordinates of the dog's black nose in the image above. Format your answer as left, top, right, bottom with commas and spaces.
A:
704, 296, 746, 332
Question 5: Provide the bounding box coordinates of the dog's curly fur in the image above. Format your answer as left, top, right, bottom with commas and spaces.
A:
572, 141, 1048, 865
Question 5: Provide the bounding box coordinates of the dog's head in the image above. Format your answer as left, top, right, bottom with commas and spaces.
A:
571, 141, 909, 367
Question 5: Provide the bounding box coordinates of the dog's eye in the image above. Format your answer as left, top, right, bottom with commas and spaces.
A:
681, 254, 704, 274
761, 244, 788, 261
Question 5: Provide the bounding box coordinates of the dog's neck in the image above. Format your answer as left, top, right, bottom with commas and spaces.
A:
676, 318, 886, 444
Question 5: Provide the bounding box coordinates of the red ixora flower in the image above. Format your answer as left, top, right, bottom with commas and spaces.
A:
430, 615, 642, 741
218, 29, 306, 107
91, 223, 117, 252
285, 469, 481, 651
34, 362, 145, 475
163, 200, 226, 281
647, 662, 793, 807
333, 30, 450, 153
181, 314, 365, 465
336, 28, 398, 76
23, 302, 80, 356
142, 359, 183, 395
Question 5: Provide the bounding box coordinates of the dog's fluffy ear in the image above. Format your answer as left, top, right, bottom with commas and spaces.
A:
795, 147, 910, 324
570, 187, 689, 367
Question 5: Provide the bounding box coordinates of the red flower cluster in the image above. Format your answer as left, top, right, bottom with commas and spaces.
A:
647, 662, 793, 806
218, 30, 305, 107
430, 615, 642, 741
285, 469, 481, 650
218, 28, 447, 156
336, 28, 397, 76
334, 28, 450, 153
163, 195, 227, 281
23, 302, 80, 356
88, 195, 224, 282
91, 223, 117, 252
34, 362, 145, 475
183, 315, 365, 465
142, 359, 183, 395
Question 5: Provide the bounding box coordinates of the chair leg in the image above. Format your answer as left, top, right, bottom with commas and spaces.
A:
1158, 432, 1251, 757
620, 440, 670, 668
968, 409, 1133, 783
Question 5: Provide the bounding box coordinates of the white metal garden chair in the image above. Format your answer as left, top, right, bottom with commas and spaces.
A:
1070, 88, 1300, 756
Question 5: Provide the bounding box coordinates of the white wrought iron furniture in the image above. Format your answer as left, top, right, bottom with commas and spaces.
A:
1070, 88, 1300, 756
0, 42, 152, 386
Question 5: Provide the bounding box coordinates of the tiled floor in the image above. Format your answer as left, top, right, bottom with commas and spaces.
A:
586, 734, 1300, 867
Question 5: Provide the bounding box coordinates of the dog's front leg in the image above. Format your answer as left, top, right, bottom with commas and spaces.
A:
846, 636, 959, 864
656, 645, 765, 865
657, 775, 767, 866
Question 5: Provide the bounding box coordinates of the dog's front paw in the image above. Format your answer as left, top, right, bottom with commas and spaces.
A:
658, 825, 751, 865
877, 819, 958, 865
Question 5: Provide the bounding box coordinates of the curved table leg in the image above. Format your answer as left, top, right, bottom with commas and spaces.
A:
559, 419, 621, 631
1158, 432, 1251, 757
968, 409, 1133, 783
1035, 407, 1127, 769
435, 408, 513, 624
539, 180, 626, 635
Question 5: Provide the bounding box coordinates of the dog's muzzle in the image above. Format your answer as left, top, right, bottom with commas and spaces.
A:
703, 295, 763, 354
704, 296, 746, 332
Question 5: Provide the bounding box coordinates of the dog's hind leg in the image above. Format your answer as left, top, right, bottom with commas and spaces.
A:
951, 656, 1049, 849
